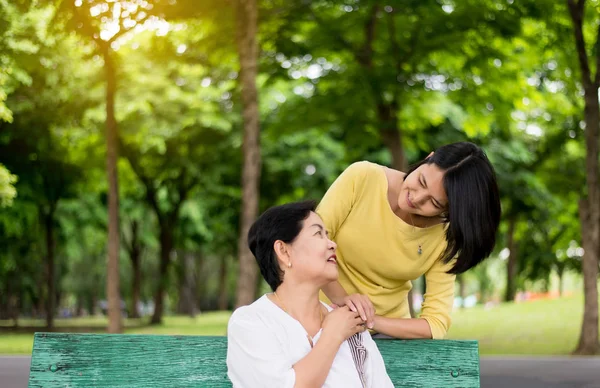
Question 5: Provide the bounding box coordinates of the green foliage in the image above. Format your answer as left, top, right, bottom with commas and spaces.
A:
0, 0, 40, 123
262, 1, 544, 157
0, 163, 17, 207
0, 0, 592, 324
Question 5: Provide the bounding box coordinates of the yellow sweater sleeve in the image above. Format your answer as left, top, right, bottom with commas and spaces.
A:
316, 162, 368, 239
420, 257, 456, 339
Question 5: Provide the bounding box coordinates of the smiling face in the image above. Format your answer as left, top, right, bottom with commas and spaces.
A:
278, 211, 338, 285
398, 163, 449, 218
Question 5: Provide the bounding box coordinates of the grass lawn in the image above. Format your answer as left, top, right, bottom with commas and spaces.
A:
0, 312, 232, 355
446, 293, 593, 355
1, 295, 597, 356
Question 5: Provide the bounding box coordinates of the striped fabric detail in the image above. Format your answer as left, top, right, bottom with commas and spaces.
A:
347, 333, 367, 387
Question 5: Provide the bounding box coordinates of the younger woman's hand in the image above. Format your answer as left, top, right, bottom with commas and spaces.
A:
342, 294, 375, 329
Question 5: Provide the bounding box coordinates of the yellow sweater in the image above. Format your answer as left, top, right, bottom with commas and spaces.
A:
317, 161, 456, 339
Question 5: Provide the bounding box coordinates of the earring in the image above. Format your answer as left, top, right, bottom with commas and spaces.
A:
287, 262, 291, 268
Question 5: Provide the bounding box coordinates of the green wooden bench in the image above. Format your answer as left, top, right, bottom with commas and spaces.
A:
28, 333, 480, 387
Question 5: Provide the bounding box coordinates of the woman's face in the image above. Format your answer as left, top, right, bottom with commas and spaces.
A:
398, 163, 449, 218
285, 211, 338, 284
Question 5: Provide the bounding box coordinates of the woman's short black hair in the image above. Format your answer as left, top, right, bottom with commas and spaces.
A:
247, 200, 317, 291
406, 142, 501, 274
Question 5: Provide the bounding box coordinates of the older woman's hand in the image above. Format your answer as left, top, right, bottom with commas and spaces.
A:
322, 306, 366, 344
342, 294, 375, 329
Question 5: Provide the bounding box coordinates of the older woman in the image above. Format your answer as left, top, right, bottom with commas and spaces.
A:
227, 200, 393, 388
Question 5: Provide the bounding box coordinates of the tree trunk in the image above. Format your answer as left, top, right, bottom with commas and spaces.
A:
44, 210, 55, 329
103, 45, 123, 334
234, 0, 262, 308
195, 253, 205, 314
186, 251, 197, 317
128, 220, 142, 319
177, 250, 197, 318
557, 265, 564, 297
457, 275, 466, 309
0, 286, 8, 320
89, 293, 97, 316
176, 255, 185, 315
131, 255, 142, 319
55, 286, 62, 319
566, 0, 600, 355
218, 256, 229, 311
151, 226, 173, 324
378, 102, 408, 172
505, 217, 518, 302
576, 198, 600, 354
130, 255, 142, 319
574, 82, 600, 354
76, 296, 84, 317
10, 294, 19, 327
36, 295, 45, 321
6, 279, 19, 326
0, 291, 5, 320
476, 266, 490, 303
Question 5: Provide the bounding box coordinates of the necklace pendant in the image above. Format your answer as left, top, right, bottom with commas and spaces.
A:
418, 245, 422, 255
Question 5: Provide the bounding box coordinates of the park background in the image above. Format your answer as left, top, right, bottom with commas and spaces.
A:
1, 0, 600, 360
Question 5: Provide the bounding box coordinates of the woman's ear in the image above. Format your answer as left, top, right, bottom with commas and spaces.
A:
273, 240, 291, 269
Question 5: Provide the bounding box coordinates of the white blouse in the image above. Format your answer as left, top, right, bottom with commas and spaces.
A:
226, 294, 394, 388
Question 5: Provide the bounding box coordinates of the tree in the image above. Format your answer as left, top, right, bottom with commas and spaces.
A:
234, 0, 262, 307
57, 0, 157, 333
59, 192, 109, 318
488, 138, 555, 302
116, 25, 234, 322
0, 95, 83, 330
120, 195, 149, 319
123, 143, 198, 324
565, 0, 600, 355
0, 5, 93, 326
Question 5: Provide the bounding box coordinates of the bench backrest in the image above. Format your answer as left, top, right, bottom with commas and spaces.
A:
28, 333, 480, 387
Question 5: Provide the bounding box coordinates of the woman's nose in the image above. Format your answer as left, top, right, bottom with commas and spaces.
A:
328, 238, 337, 250
413, 191, 427, 205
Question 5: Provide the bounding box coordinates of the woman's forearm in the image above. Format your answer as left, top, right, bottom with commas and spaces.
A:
321, 280, 348, 306
293, 334, 341, 388
372, 316, 433, 339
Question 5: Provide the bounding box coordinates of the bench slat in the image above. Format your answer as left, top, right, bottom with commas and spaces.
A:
28, 333, 479, 387
376, 339, 480, 387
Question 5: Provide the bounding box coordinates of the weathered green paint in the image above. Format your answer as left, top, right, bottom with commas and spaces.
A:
28, 333, 480, 387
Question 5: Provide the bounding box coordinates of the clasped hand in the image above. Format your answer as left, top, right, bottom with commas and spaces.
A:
332, 294, 375, 330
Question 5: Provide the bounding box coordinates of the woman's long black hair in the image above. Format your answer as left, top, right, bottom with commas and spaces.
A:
406, 142, 501, 274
